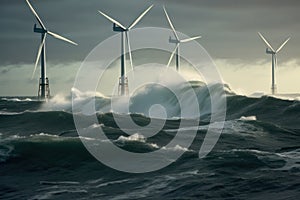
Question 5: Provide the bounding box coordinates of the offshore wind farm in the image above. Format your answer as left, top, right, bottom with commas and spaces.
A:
0, 1, 300, 200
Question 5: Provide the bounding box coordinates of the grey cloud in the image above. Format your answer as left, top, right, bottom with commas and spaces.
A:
157, 0, 300, 8
1, 69, 9, 74
0, 0, 299, 65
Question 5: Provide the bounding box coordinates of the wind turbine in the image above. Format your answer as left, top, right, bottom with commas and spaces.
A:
163, 6, 201, 71
26, 0, 77, 100
258, 32, 290, 95
98, 5, 153, 96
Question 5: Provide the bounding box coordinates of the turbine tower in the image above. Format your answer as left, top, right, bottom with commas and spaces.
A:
26, 0, 77, 100
98, 5, 153, 96
163, 6, 201, 71
258, 32, 290, 95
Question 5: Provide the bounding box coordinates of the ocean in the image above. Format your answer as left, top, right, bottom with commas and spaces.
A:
0, 81, 299, 199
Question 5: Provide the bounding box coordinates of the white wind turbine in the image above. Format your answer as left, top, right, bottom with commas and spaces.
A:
26, 0, 78, 100
98, 5, 153, 96
258, 32, 290, 95
163, 6, 201, 71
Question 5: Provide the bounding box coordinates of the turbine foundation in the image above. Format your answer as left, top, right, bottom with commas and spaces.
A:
38, 77, 50, 100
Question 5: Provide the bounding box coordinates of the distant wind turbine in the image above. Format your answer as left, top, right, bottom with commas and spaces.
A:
258, 32, 290, 95
26, 0, 78, 100
98, 5, 153, 96
163, 6, 201, 71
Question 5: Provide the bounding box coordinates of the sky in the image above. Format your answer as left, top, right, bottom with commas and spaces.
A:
0, 0, 300, 96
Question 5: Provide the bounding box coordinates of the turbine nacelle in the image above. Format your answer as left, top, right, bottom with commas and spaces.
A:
113, 23, 127, 32
33, 24, 46, 33
266, 48, 275, 54
169, 36, 179, 44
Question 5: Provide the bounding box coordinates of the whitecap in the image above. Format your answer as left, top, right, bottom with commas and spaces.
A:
1, 97, 34, 102
238, 116, 257, 121
161, 144, 193, 152
0, 111, 23, 115
116, 133, 146, 143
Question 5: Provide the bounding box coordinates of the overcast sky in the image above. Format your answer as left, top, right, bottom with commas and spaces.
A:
0, 0, 300, 96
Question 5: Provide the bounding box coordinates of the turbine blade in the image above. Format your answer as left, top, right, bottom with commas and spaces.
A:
167, 44, 179, 68
258, 32, 275, 52
163, 6, 179, 41
25, 0, 46, 30
47, 31, 78, 45
98, 10, 126, 30
125, 32, 134, 72
180, 35, 201, 43
32, 33, 47, 79
276, 37, 290, 53
128, 5, 153, 30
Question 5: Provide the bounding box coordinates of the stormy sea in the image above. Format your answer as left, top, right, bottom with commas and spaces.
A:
0, 81, 299, 200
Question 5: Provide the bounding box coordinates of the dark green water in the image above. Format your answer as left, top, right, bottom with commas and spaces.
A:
0, 83, 299, 199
